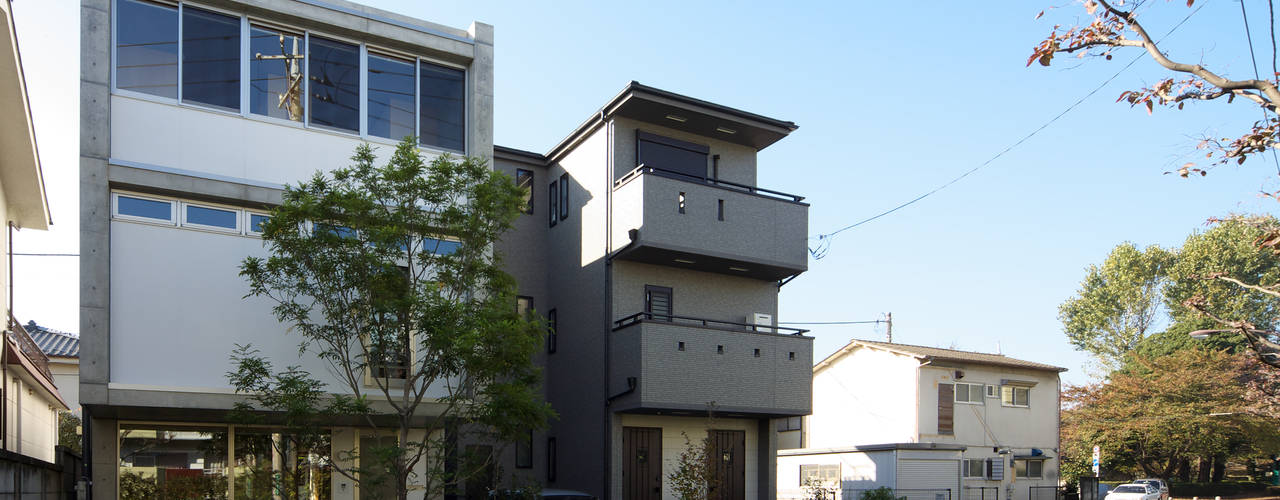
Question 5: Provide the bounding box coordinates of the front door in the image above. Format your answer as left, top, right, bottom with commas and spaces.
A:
623, 427, 663, 500
710, 430, 745, 500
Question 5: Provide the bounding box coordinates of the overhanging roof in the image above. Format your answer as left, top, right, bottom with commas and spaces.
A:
0, 1, 49, 230
816, 338, 1067, 374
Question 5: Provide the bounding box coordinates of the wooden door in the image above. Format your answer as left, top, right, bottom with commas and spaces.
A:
710, 430, 745, 500
623, 427, 663, 500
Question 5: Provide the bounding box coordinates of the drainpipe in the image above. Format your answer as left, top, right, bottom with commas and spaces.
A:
2, 221, 11, 452
602, 113, 614, 499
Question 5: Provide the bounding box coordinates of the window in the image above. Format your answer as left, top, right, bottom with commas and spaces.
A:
1002, 385, 1030, 407
423, 237, 461, 256
114, 193, 175, 223
249, 24, 305, 121
636, 131, 709, 179
558, 173, 569, 221
548, 180, 559, 227
515, 429, 533, 469
963, 458, 986, 478
717, 199, 725, 221
516, 169, 534, 215
314, 223, 357, 239
955, 382, 985, 404
987, 458, 1005, 480
181, 5, 240, 110
546, 437, 557, 482
678, 192, 686, 214
938, 383, 954, 435
182, 203, 239, 232
308, 36, 360, 132
119, 424, 228, 493
546, 308, 557, 354
116, 0, 178, 98
247, 213, 270, 234
986, 385, 998, 398
644, 285, 672, 321
1014, 459, 1044, 478
776, 416, 802, 432
367, 53, 416, 141
798, 464, 839, 485
517, 296, 533, 318
418, 61, 466, 151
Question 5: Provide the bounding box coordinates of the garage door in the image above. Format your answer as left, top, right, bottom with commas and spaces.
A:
897, 459, 960, 500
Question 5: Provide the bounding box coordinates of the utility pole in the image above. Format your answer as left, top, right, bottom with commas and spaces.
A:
885, 312, 893, 343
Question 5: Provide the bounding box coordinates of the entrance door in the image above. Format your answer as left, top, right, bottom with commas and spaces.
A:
710, 430, 745, 500
623, 427, 663, 500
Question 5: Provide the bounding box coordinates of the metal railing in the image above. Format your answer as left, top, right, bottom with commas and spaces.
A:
7, 314, 51, 381
613, 311, 809, 335
1029, 486, 1064, 500
614, 164, 806, 203
842, 488, 952, 500
964, 486, 998, 500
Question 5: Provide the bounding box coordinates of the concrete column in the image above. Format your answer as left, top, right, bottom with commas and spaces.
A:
757, 418, 776, 500
466, 22, 494, 163
89, 416, 116, 500
79, 0, 112, 400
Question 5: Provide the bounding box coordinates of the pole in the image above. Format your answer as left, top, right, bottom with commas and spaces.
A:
885, 312, 893, 343
2, 221, 11, 452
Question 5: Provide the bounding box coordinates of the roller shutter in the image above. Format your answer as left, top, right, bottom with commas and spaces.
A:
897, 459, 960, 500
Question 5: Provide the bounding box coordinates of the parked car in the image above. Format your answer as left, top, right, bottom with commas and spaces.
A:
1104, 484, 1161, 500
1130, 479, 1169, 500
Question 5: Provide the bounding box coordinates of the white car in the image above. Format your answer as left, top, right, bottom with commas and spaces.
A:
1131, 479, 1170, 500
1104, 483, 1161, 500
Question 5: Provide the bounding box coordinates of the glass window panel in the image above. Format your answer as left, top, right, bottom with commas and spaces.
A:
314, 223, 356, 239
516, 169, 533, 215
249, 214, 270, 233
181, 6, 240, 110
117, 196, 173, 222
515, 430, 533, 469
638, 138, 708, 179
367, 53, 416, 141
233, 429, 331, 500
116, 0, 178, 98
249, 25, 305, 121
559, 174, 569, 220
119, 424, 227, 500
185, 205, 237, 229
548, 181, 558, 226
308, 37, 360, 132
423, 237, 460, 256
418, 62, 465, 151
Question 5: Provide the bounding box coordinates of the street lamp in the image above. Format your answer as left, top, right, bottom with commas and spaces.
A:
1188, 329, 1234, 340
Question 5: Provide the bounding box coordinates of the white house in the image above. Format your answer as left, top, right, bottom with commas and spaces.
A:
778, 339, 1065, 500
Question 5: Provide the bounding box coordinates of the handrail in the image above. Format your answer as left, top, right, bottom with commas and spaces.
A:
613, 311, 809, 336
8, 314, 51, 381
614, 164, 806, 203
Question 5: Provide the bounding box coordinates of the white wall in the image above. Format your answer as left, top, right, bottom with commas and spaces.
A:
777, 450, 895, 500
613, 414, 758, 500
807, 347, 920, 447
49, 359, 77, 414
5, 370, 59, 462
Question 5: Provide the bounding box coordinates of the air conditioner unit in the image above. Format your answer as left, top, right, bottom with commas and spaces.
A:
749, 313, 773, 333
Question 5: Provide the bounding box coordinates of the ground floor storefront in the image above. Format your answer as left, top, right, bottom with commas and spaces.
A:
607, 413, 776, 500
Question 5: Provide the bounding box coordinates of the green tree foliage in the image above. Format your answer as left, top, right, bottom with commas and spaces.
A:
233, 137, 555, 500
1059, 242, 1174, 370
58, 411, 81, 455
1167, 219, 1280, 328
668, 408, 720, 500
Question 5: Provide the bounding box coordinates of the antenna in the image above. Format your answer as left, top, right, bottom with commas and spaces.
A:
885, 312, 893, 343
996, 341, 1002, 355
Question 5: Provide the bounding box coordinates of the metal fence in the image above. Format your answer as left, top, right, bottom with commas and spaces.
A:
1029, 486, 1063, 500
842, 488, 953, 500
964, 486, 998, 500
0, 447, 81, 500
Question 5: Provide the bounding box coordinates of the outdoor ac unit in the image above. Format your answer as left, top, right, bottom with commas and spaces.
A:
750, 313, 773, 333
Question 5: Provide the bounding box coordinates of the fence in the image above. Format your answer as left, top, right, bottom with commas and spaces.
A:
842, 488, 953, 500
0, 447, 82, 500
964, 486, 998, 500
1029, 486, 1063, 500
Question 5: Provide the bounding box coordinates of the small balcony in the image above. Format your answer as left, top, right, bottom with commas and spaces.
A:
608, 312, 813, 417
610, 166, 809, 281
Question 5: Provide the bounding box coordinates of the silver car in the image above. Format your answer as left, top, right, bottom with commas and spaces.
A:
1104, 483, 1161, 500
1131, 478, 1170, 500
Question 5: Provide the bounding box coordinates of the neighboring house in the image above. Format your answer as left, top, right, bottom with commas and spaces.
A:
81, 1, 810, 500
778, 340, 1065, 500
27, 321, 79, 415
1, 0, 64, 464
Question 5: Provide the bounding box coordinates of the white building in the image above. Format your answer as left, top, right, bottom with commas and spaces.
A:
778, 340, 1065, 500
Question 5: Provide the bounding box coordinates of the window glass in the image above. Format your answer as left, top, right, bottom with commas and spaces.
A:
119, 424, 228, 500
1014, 460, 1043, 478
637, 132, 708, 179
546, 308, 557, 354
185, 204, 238, 230
1002, 386, 1030, 407
367, 53, 416, 141
516, 169, 534, 215
418, 61, 465, 151
181, 6, 240, 110
548, 181, 558, 227
517, 296, 533, 319
308, 37, 360, 132
558, 173, 569, 220
956, 383, 984, 403
798, 464, 839, 484
645, 285, 673, 320
423, 237, 461, 256
249, 25, 305, 121
963, 458, 984, 477
248, 214, 270, 233
117, 195, 173, 222
515, 429, 533, 469
313, 223, 357, 239
233, 429, 331, 500
116, 0, 178, 98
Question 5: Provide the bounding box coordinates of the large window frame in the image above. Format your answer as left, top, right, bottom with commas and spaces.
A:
955, 382, 985, 405
111, 0, 469, 154
1001, 385, 1031, 408
1014, 459, 1044, 479
963, 458, 986, 478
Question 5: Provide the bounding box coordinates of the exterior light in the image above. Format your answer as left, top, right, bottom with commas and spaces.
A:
1189, 329, 1231, 340
729, 266, 749, 272
673, 258, 695, 264
664, 114, 687, 123
715, 126, 737, 135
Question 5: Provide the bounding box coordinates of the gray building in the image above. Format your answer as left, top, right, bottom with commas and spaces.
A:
81, 0, 811, 498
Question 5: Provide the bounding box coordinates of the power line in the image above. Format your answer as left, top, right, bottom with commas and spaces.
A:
807, 0, 1209, 260
1238, 0, 1280, 176
778, 320, 884, 325
10, 253, 78, 257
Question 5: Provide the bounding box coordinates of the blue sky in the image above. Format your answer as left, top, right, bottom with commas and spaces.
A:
10, 0, 1274, 386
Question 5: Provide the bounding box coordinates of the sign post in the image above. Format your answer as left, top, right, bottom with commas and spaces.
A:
1092, 445, 1101, 477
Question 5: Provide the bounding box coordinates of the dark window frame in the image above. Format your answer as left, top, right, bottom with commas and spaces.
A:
515, 429, 533, 469
516, 169, 534, 215
548, 180, 559, 227
644, 285, 673, 321
546, 437, 557, 482
517, 296, 533, 318
558, 173, 569, 221
546, 308, 557, 354
636, 130, 710, 179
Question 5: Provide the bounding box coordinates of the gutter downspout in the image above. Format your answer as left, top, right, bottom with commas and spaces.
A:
602, 112, 614, 499
2, 221, 11, 452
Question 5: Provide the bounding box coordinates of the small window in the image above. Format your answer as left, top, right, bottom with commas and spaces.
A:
986, 385, 998, 398
516, 169, 534, 215
181, 5, 240, 111
644, 285, 672, 321
546, 309, 557, 354
717, 199, 724, 221
548, 180, 559, 227
423, 237, 461, 256
788, 352, 796, 361
963, 458, 985, 478
314, 223, 357, 239
116, 0, 178, 98
677, 341, 685, 351
419, 61, 466, 152
678, 192, 686, 214
1002, 386, 1030, 407
753, 348, 761, 358
515, 429, 533, 469
247, 213, 270, 234
114, 194, 175, 223
367, 52, 416, 141
955, 382, 985, 404
798, 464, 838, 485
716, 345, 724, 355
517, 296, 533, 319
249, 24, 305, 121
546, 437, 557, 482
558, 173, 569, 221
777, 416, 802, 432
1014, 459, 1044, 478
182, 203, 239, 232
308, 36, 360, 132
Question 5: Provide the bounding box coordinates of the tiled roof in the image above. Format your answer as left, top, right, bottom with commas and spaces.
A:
819, 338, 1066, 373
25, 321, 78, 358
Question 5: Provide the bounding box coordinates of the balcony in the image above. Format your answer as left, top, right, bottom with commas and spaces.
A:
611, 166, 808, 281
608, 312, 813, 417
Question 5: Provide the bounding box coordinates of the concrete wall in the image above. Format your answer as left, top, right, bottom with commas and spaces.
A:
613, 414, 760, 500
610, 117, 758, 186
611, 261, 777, 325
806, 347, 920, 448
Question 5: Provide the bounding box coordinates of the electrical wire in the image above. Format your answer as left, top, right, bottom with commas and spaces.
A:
1238, 0, 1280, 176
807, 0, 1210, 260
777, 320, 885, 325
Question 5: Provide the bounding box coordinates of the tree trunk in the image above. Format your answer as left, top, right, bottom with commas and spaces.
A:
1177, 458, 1191, 481
1212, 454, 1226, 482
1198, 456, 1212, 482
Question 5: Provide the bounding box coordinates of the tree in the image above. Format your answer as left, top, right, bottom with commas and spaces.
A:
1032, 1, 1280, 367
1059, 242, 1174, 370
668, 406, 721, 500
58, 412, 81, 455
234, 137, 555, 500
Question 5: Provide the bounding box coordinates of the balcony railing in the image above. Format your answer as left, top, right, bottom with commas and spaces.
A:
613, 311, 809, 336
8, 314, 51, 381
614, 164, 806, 204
